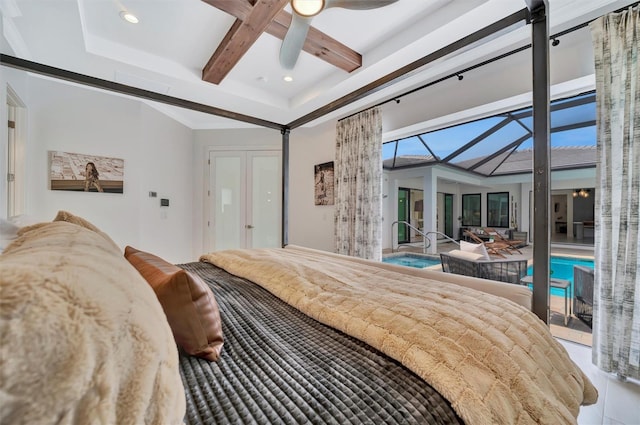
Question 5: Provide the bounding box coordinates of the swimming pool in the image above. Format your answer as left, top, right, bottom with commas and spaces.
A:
382, 254, 441, 269
526, 256, 594, 296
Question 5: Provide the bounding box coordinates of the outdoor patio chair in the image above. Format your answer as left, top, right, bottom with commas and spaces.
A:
483, 227, 524, 254
463, 231, 510, 258
440, 251, 528, 285
573, 265, 593, 328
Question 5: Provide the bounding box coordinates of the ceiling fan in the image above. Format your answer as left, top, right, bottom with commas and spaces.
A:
280, 0, 399, 70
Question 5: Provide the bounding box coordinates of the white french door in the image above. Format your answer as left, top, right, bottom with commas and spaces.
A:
6, 86, 26, 218
7, 104, 16, 217
208, 150, 281, 251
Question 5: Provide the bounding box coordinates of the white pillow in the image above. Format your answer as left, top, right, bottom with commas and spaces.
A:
460, 240, 490, 261
448, 249, 485, 261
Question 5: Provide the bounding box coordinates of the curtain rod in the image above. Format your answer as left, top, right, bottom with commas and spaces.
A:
338, 1, 639, 123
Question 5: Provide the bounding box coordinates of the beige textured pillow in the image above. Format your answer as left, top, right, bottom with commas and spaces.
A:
448, 249, 485, 261
124, 246, 225, 362
52, 210, 119, 251
53, 210, 102, 232
0, 222, 185, 424
460, 240, 490, 260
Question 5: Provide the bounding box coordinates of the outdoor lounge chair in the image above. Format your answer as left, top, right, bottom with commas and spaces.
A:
463, 231, 511, 258
483, 227, 524, 254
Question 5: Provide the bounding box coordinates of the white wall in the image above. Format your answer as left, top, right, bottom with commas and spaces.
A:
136, 105, 195, 262
288, 121, 336, 251
1, 74, 196, 263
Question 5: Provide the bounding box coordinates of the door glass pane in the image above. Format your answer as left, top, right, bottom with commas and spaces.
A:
462, 194, 481, 226
398, 188, 409, 243
487, 192, 509, 227
213, 156, 242, 250
444, 194, 453, 237
250, 154, 281, 248
7, 110, 16, 216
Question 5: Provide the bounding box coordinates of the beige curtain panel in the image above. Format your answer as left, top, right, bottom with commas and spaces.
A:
334, 107, 383, 261
591, 4, 640, 381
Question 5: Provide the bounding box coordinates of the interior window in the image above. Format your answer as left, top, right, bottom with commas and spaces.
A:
461, 194, 481, 226
487, 192, 509, 227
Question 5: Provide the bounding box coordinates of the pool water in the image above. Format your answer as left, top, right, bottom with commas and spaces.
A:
526, 256, 594, 296
382, 255, 441, 268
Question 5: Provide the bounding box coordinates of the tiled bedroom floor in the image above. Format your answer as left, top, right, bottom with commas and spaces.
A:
549, 293, 593, 346
559, 340, 640, 425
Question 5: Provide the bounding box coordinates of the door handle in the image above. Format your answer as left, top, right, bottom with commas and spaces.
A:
246, 225, 254, 229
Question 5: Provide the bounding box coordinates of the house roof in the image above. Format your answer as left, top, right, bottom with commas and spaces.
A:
459, 146, 596, 175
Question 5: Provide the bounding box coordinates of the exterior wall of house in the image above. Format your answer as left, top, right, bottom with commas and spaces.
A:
520, 168, 597, 243
383, 166, 524, 252
383, 166, 596, 250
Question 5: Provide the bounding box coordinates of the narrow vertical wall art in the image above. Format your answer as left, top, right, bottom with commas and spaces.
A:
314, 161, 334, 205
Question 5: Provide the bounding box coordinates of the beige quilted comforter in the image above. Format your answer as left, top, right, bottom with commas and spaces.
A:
201, 245, 597, 425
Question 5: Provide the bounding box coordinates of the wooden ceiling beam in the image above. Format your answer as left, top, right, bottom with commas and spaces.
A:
202, 0, 290, 85
201, 0, 254, 18
268, 12, 361, 72
201, 0, 361, 84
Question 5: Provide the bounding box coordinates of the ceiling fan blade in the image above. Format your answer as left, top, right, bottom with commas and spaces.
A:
280, 12, 313, 70
325, 0, 398, 10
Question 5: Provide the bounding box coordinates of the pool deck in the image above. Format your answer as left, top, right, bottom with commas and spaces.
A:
384, 241, 594, 347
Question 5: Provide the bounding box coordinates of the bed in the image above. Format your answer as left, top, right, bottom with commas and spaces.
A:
0, 215, 597, 425
178, 261, 463, 424
180, 245, 596, 425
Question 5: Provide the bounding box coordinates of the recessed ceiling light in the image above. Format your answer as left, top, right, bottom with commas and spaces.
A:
283, 75, 293, 82
120, 11, 139, 24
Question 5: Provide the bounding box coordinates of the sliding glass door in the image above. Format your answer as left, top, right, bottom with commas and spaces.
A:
444, 193, 453, 238
398, 188, 409, 244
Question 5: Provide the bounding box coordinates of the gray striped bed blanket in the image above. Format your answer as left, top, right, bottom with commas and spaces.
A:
178, 261, 462, 425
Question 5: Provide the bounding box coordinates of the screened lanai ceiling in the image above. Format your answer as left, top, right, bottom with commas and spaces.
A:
383, 91, 597, 176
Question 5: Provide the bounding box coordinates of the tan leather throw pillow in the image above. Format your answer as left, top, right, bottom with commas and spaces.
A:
124, 246, 224, 361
